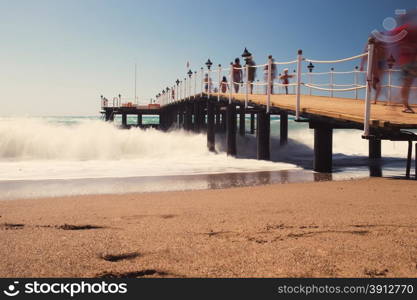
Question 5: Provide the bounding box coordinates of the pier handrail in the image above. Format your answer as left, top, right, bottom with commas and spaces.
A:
140, 39, 417, 138
154, 47, 372, 135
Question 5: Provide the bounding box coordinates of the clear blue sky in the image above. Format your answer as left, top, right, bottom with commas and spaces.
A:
1, 0, 416, 116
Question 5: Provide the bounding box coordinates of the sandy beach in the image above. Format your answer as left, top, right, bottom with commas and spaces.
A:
0, 177, 416, 278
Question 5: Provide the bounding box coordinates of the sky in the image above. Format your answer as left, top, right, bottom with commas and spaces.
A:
1, 0, 416, 116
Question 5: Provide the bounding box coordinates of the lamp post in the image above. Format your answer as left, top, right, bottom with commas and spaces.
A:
184, 78, 187, 100
307, 62, 314, 95
354, 66, 359, 100
176, 79, 180, 101
187, 69, 193, 100
194, 71, 197, 98
167, 87, 170, 104
241, 47, 252, 64
206, 59, 213, 99
330, 68, 334, 98
200, 67, 204, 97
217, 64, 221, 101
387, 54, 396, 104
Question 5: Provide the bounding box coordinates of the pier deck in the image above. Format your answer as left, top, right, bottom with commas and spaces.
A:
228, 94, 417, 130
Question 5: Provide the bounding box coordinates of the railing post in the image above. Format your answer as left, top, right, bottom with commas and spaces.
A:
295, 49, 303, 120
309, 72, 312, 96
354, 66, 359, 100
184, 78, 187, 100
218, 64, 221, 102
189, 74, 192, 100
330, 67, 334, 98
266, 55, 272, 113
229, 62, 233, 104
208, 68, 211, 99
194, 71, 197, 98
388, 68, 392, 105
245, 65, 249, 108
200, 67, 204, 97
363, 38, 375, 137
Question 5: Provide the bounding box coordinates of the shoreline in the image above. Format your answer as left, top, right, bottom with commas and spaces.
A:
0, 177, 416, 278
0, 168, 372, 201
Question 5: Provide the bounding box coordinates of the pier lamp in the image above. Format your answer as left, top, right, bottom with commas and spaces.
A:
176, 79, 180, 86
241, 48, 252, 63
307, 62, 314, 73
187, 69, 193, 78
330, 67, 334, 71
387, 54, 396, 69
205, 59, 213, 70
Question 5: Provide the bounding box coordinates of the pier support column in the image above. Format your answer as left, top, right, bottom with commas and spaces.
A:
226, 104, 237, 156
221, 110, 227, 132
369, 138, 381, 159
105, 111, 112, 122
207, 99, 215, 152
215, 105, 221, 132
280, 111, 288, 146
185, 103, 193, 131
178, 109, 184, 129
199, 100, 206, 131
122, 113, 127, 128
137, 114, 142, 127
250, 113, 255, 134
257, 110, 270, 160
239, 105, 245, 136
193, 101, 200, 132
313, 123, 333, 173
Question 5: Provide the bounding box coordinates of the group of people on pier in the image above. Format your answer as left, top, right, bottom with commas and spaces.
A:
361, 9, 417, 113
198, 10, 417, 114
204, 55, 295, 96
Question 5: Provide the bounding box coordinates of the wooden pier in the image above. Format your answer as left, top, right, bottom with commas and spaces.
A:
101, 93, 417, 176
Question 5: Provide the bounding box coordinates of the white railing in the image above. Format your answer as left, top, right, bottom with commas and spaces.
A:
151, 40, 417, 137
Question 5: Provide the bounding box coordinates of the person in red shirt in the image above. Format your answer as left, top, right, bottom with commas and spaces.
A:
279, 68, 294, 95
232, 58, 243, 93
388, 14, 417, 113
360, 38, 387, 104
220, 76, 228, 93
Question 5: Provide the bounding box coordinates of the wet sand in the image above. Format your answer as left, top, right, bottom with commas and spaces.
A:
0, 177, 416, 278
0, 169, 365, 200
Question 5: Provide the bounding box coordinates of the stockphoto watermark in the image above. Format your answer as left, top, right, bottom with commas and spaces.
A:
371, 8, 408, 43
2, 280, 128, 297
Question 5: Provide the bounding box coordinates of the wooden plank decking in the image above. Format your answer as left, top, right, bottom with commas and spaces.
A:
229, 94, 417, 129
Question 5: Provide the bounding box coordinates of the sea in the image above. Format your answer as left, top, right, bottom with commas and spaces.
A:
0, 115, 411, 200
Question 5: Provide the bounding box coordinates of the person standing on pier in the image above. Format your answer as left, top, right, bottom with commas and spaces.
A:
221, 76, 228, 93
280, 68, 294, 95
232, 58, 243, 93
264, 55, 277, 94
204, 73, 213, 93
391, 25, 417, 113
360, 38, 387, 104
245, 56, 256, 94
382, 10, 417, 113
